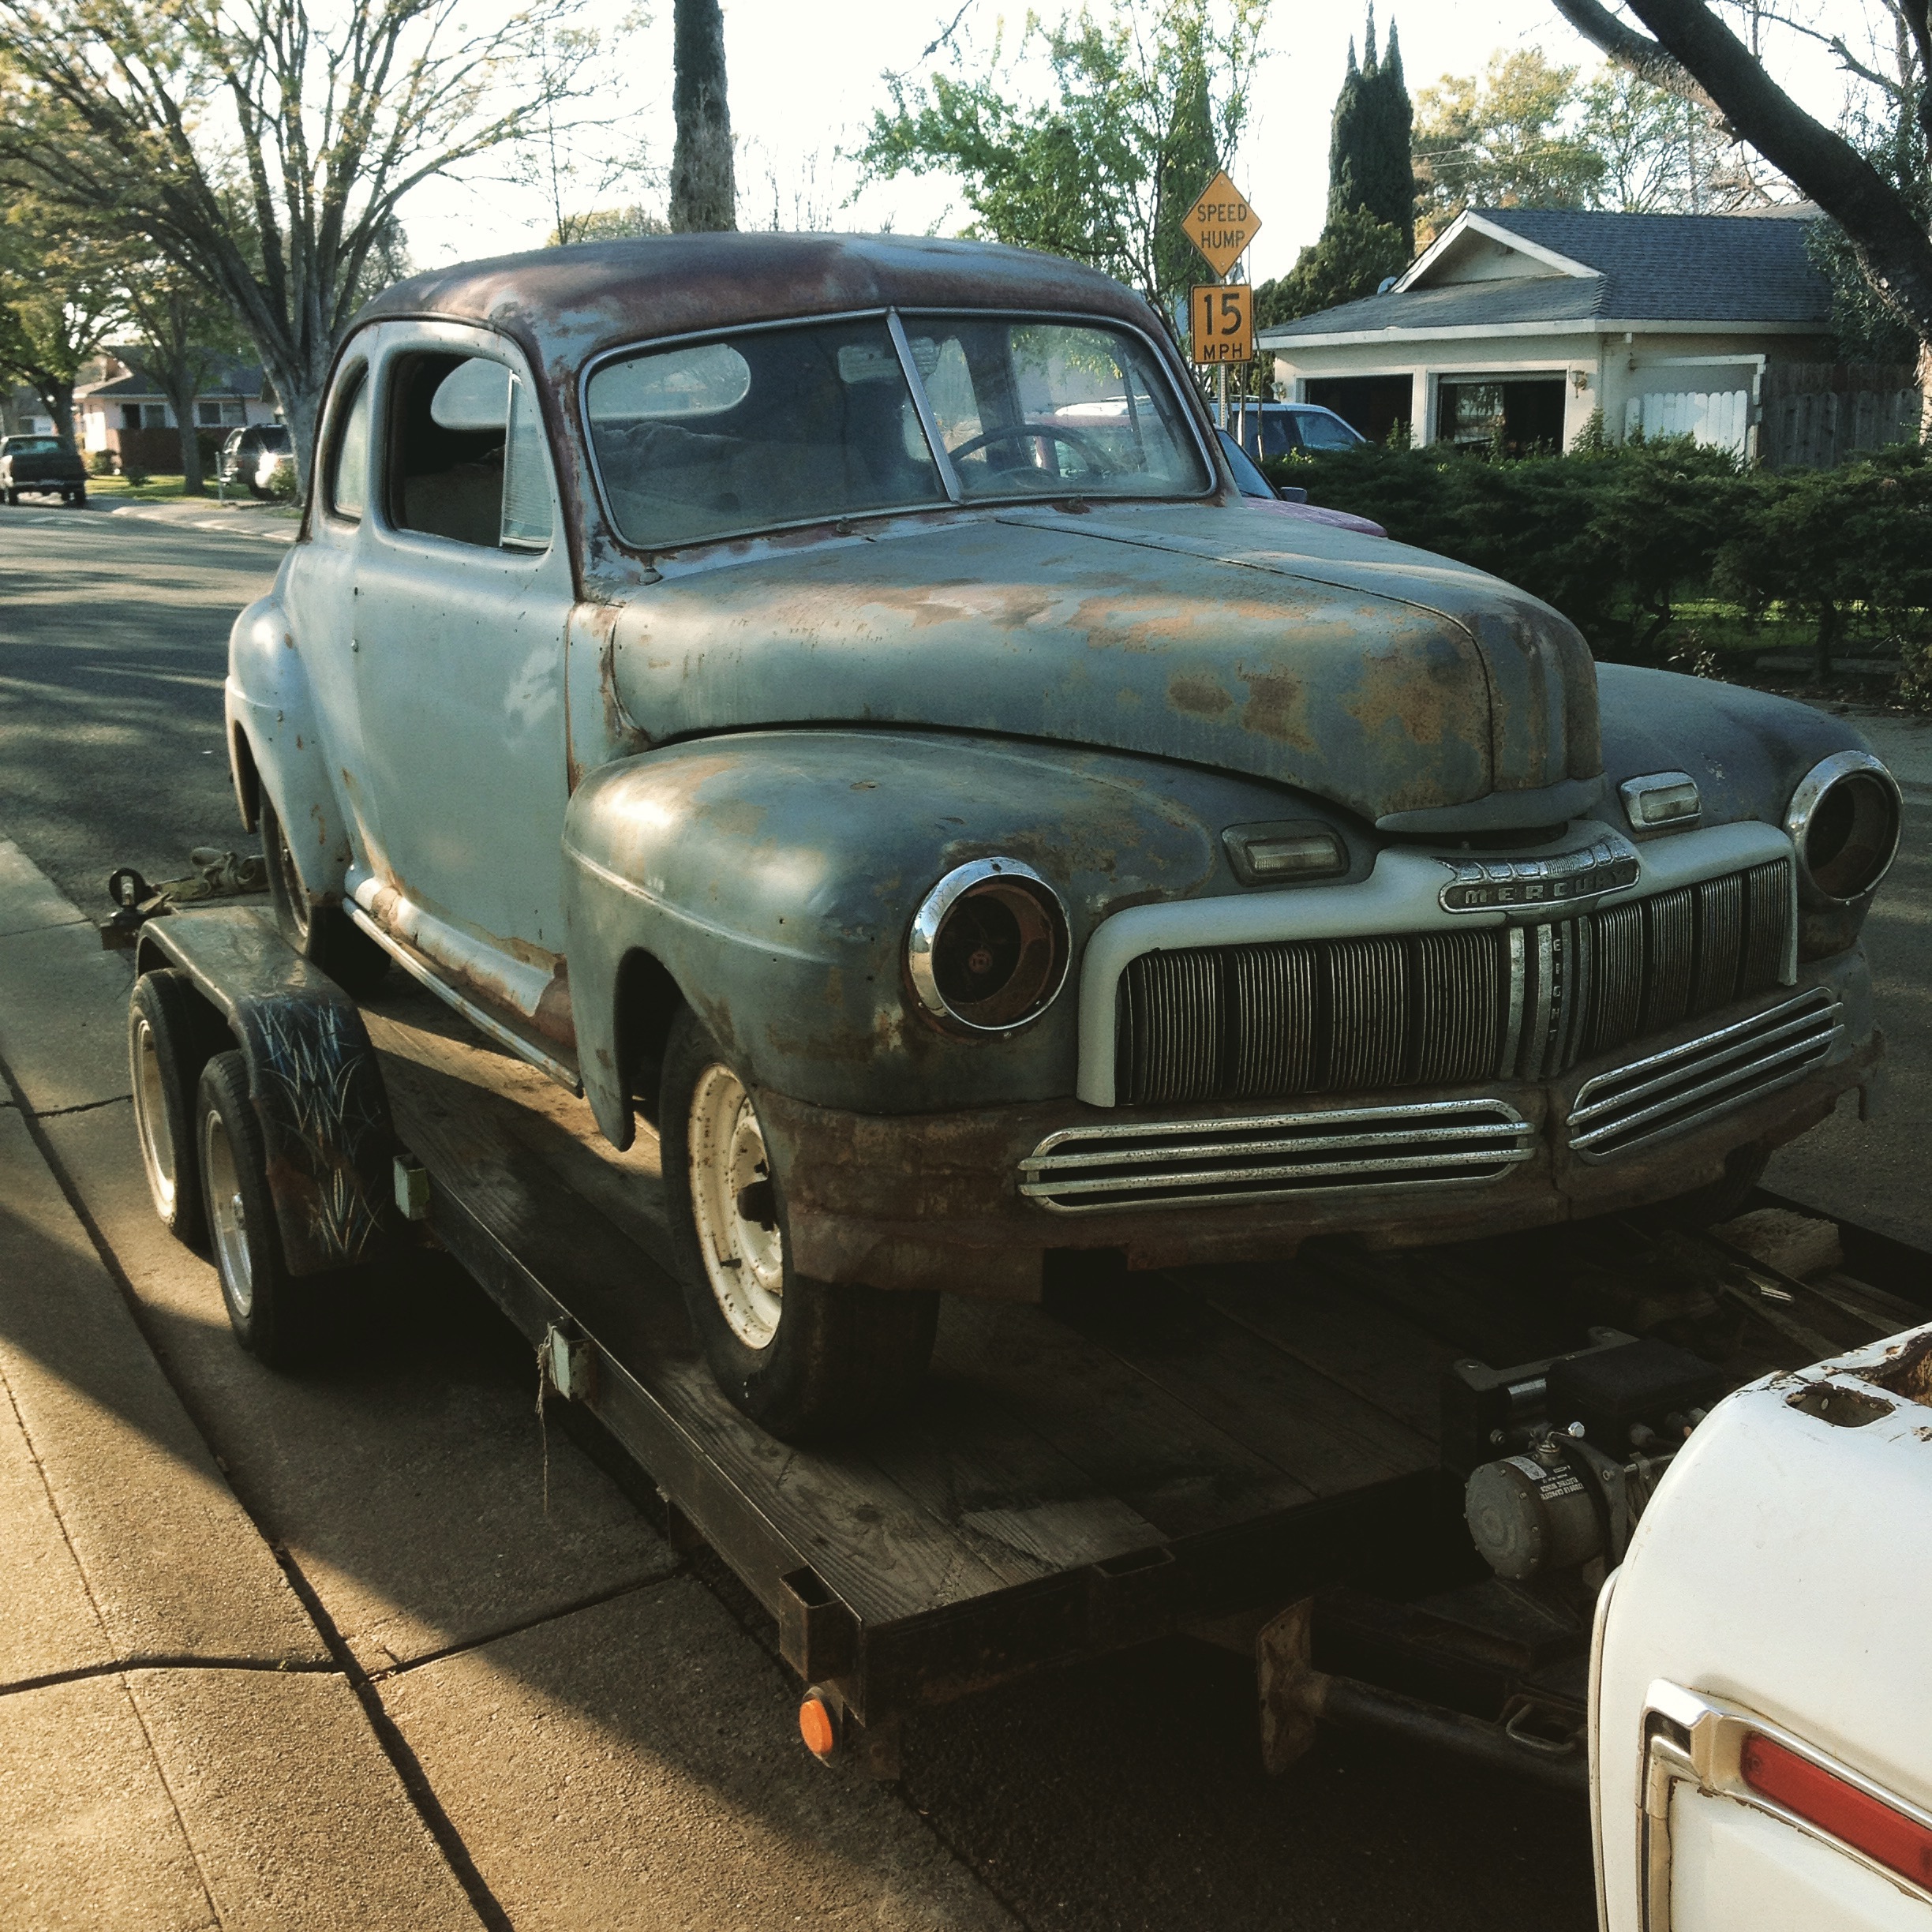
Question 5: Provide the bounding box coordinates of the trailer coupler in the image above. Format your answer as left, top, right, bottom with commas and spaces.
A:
1256, 1601, 1586, 1793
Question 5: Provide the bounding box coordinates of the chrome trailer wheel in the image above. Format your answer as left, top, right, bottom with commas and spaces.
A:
128, 968, 227, 1247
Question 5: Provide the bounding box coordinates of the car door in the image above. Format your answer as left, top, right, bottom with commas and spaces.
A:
348, 324, 574, 1026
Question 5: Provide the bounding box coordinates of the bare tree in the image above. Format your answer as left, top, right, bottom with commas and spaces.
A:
0, 0, 603, 487
671, 0, 736, 230
1551, 0, 1932, 395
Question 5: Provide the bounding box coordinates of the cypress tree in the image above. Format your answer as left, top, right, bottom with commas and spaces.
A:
1326, 8, 1414, 256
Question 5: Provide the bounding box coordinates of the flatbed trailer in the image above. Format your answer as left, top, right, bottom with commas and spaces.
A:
125, 900, 1932, 1788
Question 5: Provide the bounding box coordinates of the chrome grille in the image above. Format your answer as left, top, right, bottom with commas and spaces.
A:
1114, 859, 1793, 1108
1019, 1100, 1536, 1213
1567, 989, 1844, 1160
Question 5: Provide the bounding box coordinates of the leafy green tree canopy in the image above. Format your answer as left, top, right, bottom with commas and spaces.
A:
1414, 49, 1605, 239
856, 0, 1271, 318
0, 201, 133, 453
1253, 204, 1406, 328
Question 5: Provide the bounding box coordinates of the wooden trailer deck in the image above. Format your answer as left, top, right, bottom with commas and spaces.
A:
351, 970, 1929, 1737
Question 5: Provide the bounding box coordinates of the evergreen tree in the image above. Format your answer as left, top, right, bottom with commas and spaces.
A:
1326, 8, 1413, 255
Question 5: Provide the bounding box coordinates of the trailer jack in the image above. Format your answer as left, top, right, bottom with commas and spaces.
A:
1256, 1601, 1586, 1792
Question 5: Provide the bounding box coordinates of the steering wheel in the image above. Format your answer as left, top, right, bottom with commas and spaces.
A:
948, 421, 1109, 479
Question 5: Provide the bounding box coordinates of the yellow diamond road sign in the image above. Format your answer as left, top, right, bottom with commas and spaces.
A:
1183, 172, 1261, 278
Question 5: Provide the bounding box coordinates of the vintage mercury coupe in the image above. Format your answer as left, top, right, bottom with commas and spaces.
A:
219, 234, 1899, 1436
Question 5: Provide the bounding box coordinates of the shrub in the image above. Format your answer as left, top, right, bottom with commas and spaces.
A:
1264, 436, 1930, 677
87, 450, 115, 477
121, 464, 151, 488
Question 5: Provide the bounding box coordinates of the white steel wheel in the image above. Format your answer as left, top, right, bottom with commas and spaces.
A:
126, 968, 223, 1248
687, 1061, 785, 1350
132, 1011, 180, 1224
201, 1106, 255, 1320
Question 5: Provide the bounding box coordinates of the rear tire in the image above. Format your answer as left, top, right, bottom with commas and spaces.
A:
129, 968, 229, 1247
261, 790, 389, 998
659, 1008, 938, 1442
195, 1050, 317, 1367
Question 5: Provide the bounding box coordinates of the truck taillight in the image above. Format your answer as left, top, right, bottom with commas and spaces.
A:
1741, 1730, 1932, 1890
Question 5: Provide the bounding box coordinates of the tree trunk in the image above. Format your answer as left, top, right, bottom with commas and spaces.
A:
1814, 601, 1841, 684
167, 383, 206, 494
1919, 338, 1932, 444
37, 380, 79, 458
671, 0, 736, 233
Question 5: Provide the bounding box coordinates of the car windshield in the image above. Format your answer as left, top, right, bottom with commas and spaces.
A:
1294, 410, 1362, 451
1216, 429, 1274, 499
586, 313, 1208, 549
257, 427, 292, 451
7, 436, 59, 454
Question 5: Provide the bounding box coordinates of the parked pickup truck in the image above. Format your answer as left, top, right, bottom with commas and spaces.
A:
0, 432, 87, 506
215, 231, 1899, 1440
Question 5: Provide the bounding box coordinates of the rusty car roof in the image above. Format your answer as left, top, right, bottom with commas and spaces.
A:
355, 233, 1168, 372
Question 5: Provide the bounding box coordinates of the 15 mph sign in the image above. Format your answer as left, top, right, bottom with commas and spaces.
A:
1190, 283, 1253, 364
1182, 171, 1260, 277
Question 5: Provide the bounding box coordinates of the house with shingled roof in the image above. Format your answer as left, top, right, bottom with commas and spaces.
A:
1258, 206, 1840, 459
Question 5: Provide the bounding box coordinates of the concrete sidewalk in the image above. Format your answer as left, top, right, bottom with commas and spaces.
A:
0, 841, 1010, 1930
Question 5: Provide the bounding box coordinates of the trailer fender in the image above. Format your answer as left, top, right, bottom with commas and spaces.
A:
134, 909, 395, 1275
226, 593, 354, 896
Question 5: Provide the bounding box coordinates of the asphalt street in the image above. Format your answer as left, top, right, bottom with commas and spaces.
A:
2, 497, 1926, 1929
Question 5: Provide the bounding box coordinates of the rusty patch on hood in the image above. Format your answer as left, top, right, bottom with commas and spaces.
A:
1869, 1331, 1932, 1407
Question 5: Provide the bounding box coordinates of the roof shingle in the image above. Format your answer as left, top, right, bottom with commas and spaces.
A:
1262, 208, 1831, 341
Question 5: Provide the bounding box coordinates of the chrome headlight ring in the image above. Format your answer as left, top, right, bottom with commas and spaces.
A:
1784, 750, 1903, 905
906, 857, 1072, 1035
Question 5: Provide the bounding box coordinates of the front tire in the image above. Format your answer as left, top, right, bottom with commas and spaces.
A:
659, 1009, 937, 1441
261, 790, 388, 997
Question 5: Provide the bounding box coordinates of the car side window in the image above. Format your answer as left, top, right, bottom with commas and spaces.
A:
386, 351, 553, 550
325, 367, 371, 522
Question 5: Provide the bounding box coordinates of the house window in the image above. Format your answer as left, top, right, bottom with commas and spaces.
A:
1438, 377, 1566, 457
141, 403, 169, 429
197, 400, 246, 426
121, 405, 142, 432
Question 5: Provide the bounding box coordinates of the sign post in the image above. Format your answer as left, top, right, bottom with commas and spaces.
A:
1181, 170, 1263, 431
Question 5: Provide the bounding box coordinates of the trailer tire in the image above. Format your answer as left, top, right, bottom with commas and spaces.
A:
261, 791, 388, 998
659, 1008, 938, 1442
129, 968, 229, 1248
195, 1050, 320, 1368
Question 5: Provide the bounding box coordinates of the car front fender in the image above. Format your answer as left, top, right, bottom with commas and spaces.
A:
563, 728, 1344, 1148
225, 593, 354, 896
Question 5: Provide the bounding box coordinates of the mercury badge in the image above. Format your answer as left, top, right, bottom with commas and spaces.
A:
1437, 830, 1641, 917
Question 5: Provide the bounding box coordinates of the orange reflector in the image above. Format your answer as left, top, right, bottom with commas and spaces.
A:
799, 1695, 837, 1759
1741, 1732, 1932, 1890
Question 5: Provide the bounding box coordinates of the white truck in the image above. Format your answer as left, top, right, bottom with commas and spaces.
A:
1590, 1317, 1932, 1930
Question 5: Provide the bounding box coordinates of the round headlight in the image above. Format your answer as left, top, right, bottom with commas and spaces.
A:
907, 859, 1070, 1032
1784, 751, 1902, 904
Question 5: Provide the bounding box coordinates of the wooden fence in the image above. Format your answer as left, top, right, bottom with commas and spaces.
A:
1759, 363, 1920, 470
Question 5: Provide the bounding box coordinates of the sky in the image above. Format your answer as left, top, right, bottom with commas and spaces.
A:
405, 0, 1863, 282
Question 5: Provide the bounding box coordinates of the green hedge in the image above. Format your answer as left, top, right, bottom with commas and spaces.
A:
1262, 438, 1932, 691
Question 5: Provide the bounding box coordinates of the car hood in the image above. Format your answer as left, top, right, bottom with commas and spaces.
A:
606, 501, 1601, 830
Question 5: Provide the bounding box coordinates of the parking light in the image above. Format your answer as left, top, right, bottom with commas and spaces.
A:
1740, 1729, 1932, 1890
1222, 822, 1347, 886
1618, 771, 1701, 831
